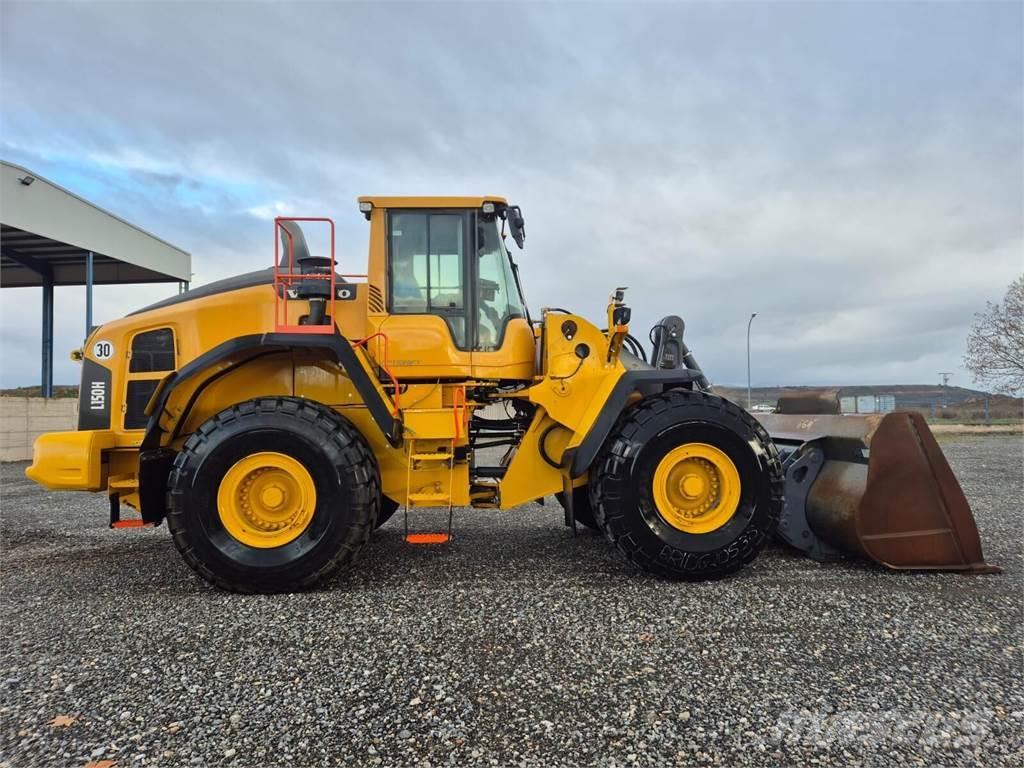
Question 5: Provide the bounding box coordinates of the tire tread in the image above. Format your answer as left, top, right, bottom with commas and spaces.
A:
590, 389, 783, 580
166, 396, 379, 593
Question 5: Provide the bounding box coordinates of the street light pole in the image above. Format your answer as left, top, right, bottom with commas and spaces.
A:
746, 312, 757, 409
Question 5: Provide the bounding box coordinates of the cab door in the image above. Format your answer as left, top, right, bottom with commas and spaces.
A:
376, 210, 475, 379
469, 214, 536, 381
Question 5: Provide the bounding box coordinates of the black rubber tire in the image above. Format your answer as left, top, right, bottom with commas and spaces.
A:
377, 497, 400, 529
590, 389, 782, 580
555, 487, 599, 530
166, 397, 380, 593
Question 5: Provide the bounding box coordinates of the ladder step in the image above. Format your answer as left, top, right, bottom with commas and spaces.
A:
407, 492, 451, 503
110, 519, 154, 529
410, 453, 453, 462
405, 532, 451, 545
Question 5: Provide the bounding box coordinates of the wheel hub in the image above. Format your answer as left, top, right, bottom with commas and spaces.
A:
652, 442, 741, 533
261, 485, 285, 509
217, 452, 316, 548
680, 473, 706, 499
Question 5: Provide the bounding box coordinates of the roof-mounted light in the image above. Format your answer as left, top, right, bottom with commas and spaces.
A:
358, 201, 373, 213
481, 202, 495, 214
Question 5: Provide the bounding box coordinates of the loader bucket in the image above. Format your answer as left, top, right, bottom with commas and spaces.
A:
756, 410, 1000, 574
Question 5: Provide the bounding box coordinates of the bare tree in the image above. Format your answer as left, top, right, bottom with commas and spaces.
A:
963, 275, 1024, 395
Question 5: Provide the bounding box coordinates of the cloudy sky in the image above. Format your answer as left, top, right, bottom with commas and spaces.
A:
1, 1, 1021, 390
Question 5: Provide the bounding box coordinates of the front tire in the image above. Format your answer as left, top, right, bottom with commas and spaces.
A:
167, 397, 379, 593
590, 390, 782, 580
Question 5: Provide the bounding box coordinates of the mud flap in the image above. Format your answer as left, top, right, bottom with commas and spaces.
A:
139, 448, 176, 524
759, 411, 1000, 574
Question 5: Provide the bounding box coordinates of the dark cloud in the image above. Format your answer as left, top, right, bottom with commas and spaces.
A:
1, 0, 1021, 389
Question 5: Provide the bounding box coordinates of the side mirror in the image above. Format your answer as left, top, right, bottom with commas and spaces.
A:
506, 205, 526, 249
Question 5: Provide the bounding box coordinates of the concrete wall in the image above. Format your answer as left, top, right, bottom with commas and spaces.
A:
0, 397, 77, 461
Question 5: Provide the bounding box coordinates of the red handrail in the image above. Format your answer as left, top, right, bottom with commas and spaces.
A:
352, 332, 401, 415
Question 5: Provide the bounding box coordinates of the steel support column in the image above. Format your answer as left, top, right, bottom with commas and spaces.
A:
41, 274, 54, 398
86, 250, 94, 339
746, 312, 757, 409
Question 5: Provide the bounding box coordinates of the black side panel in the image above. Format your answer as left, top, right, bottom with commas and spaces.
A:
78, 358, 112, 430
568, 369, 700, 477
125, 380, 160, 429
141, 332, 402, 450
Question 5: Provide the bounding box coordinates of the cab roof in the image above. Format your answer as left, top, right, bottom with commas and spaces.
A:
357, 195, 508, 209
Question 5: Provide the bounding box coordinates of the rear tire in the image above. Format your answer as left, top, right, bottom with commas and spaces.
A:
167, 397, 379, 593
590, 389, 782, 580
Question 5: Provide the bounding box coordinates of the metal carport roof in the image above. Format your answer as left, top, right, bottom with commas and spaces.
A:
0, 160, 192, 396
1, 160, 190, 286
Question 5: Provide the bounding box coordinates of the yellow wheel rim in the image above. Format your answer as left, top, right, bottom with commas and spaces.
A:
652, 442, 741, 533
217, 452, 317, 548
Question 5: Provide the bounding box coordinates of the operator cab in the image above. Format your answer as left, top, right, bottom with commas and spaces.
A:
362, 197, 536, 381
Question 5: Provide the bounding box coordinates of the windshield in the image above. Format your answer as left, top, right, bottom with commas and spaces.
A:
476, 217, 527, 350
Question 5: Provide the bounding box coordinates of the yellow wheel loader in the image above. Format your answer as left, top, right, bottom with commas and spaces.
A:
25, 197, 998, 592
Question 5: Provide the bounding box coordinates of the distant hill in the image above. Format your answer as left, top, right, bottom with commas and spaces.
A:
0, 385, 78, 399
715, 384, 992, 410
716, 384, 1021, 420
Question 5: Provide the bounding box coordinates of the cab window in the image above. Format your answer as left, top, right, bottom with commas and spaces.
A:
389, 212, 467, 347
129, 328, 175, 372
475, 219, 525, 351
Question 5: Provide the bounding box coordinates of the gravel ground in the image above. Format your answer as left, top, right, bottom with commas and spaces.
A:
1, 434, 1021, 767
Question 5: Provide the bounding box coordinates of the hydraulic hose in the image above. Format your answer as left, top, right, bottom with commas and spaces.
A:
681, 342, 712, 392
539, 423, 564, 469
